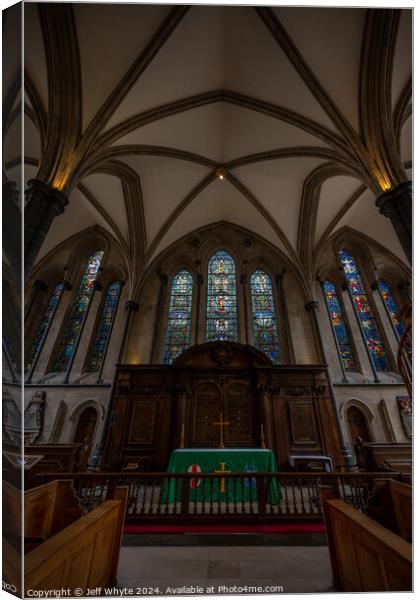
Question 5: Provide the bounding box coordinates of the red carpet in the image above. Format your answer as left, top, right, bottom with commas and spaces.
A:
124, 523, 325, 535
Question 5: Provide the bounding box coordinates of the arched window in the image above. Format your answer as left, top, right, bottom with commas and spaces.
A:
25, 283, 65, 374
52, 250, 104, 372
250, 270, 281, 364
378, 281, 405, 338
86, 281, 122, 372
339, 249, 389, 372
206, 250, 238, 342
163, 270, 193, 364
322, 280, 355, 371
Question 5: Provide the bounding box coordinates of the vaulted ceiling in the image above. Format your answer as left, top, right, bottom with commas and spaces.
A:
4, 4, 412, 296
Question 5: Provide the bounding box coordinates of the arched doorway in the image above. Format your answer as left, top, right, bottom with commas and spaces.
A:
347, 405, 371, 445
73, 406, 98, 471
347, 405, 372, 470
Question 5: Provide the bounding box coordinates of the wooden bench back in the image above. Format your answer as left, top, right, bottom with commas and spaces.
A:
25, 489, 128, 594
323, 498, 412, 592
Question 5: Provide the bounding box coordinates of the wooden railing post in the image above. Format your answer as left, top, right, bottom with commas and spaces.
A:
256, 476, 267, 517
106, 478, 116, 500
180, 475, 189, 519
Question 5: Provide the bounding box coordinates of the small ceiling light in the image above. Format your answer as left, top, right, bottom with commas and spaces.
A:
216, 167, 227, 181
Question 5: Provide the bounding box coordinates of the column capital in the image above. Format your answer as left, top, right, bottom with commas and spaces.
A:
376, 180, 412, 216
375, 180, 411, 263
25, 179, 68, 215
305, 300, 319, 312
125, 300, 139, 312
34, 279, 48, 292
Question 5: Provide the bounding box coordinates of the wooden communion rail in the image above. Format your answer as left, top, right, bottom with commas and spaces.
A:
37, 471, 407, 523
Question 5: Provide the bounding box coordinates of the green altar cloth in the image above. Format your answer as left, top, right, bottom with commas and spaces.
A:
163, 448, 280, 504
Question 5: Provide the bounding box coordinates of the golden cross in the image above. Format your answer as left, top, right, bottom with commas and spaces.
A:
214, 462, 232, 493
213, 412, 231, 448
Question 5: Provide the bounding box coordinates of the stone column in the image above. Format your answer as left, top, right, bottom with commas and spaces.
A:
25, 279, 47, 319
376, 180, 411, 264
118, 300, 139, 363
240, 274, 249, 344
3, 181, 21, 279
305, 300, 355, 470
25, 179, 68, 279
276, 271, 295, 364
194, 273, 203, 344
150, 272, 168, 363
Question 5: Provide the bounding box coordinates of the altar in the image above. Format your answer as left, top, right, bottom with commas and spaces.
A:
164, 448, 280, 504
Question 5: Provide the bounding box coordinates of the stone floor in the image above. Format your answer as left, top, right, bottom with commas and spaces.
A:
117, 545, 335, 595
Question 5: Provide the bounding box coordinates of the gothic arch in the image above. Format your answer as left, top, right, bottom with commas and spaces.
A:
340, 398, 376, 443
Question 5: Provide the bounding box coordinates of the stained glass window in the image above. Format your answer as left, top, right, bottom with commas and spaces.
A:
87, 281, 121, 372
206, 250, 238, 342
322, 280, 355, 371
339, 249, 389, 371
163, 270, 193, 364
25, 283, 64, 374
378, 281, 405, 338
52, 250, 104, 372
250, 270, 281, 364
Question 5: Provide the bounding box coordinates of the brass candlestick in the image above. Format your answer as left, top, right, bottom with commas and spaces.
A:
179, 424, 185, 449
260, 424, 266, 449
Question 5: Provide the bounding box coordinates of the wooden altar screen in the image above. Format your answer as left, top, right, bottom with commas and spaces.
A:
102, 342, 342, 471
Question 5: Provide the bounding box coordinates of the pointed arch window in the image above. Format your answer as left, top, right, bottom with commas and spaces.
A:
163, 270, 193, 364
250, 270, 281, 364
322, 280, 355, 371
206, 250, 238, 342
378, 281, 405, 338
52, 250, 104, 372
87, 281, 122, 372
339, 249, 390, 372
25, 283, 65, 374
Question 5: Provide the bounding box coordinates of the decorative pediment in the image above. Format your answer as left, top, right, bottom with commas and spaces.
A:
173, 341, 272, 369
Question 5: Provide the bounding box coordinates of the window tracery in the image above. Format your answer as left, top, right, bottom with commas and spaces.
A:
378, 280, 405, 338
25, 282, 65, 374
206, 250, 238, 342
163, 270, 193, 364
322, 280, 355, 371
52, 250, 104, 372
87, 281, 122, 372
339, 249, 390, 372
250, 270, 281, 364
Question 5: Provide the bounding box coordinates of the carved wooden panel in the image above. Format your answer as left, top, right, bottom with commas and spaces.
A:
128, 399, 158, 444
191, 383, 221, 446
224, 383, 254, 447
288, 399, 319, 447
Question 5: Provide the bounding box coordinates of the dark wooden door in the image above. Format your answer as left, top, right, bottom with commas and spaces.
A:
224, 382, 255, 447
191, 382, 221, 446
73, 407, 97, 471
191, 379, 257, 447
347, 406, 371, 445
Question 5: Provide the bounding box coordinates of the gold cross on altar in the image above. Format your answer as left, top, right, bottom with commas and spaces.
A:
214, 462, 231, 493
213, 412, 230, 448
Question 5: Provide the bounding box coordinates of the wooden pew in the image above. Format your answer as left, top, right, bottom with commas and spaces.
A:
322, 497, 412, 592
24, 479, 85, 551
366, 479, 412, 541
25, 488, 128, 594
